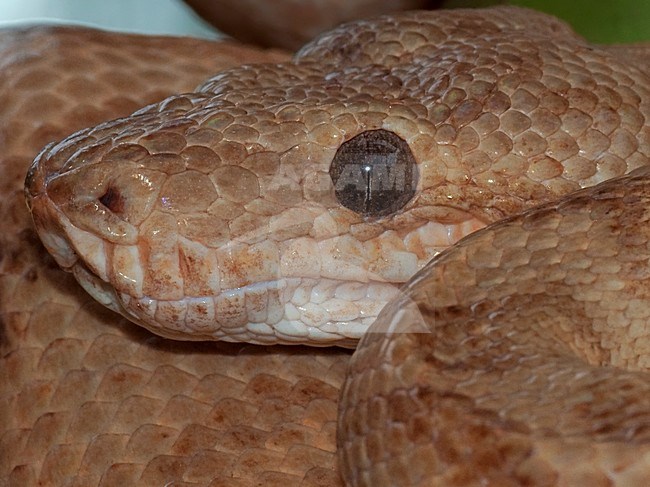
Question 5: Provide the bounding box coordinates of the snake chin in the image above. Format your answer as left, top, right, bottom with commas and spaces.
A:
71, 260, 124, 314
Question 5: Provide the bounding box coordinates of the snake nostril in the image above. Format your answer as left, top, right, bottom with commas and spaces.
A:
99, 186, 125, 214
330, 129, 419, 217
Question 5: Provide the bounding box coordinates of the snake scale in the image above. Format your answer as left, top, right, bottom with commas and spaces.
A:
2, 6, 650, 486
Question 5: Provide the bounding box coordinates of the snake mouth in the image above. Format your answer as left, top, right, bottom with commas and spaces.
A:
27, 191, 401, 348
70, 257, 399, 347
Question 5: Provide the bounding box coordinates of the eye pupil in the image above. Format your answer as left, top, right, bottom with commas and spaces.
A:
99, 186, 125, 214
330, 129, 418, 217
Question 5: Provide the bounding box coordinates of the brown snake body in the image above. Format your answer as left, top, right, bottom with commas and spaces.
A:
183, 0, 439, 50
3, 6, 650, 486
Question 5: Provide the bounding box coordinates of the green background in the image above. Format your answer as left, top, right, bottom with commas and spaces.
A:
443, 0, 649, 43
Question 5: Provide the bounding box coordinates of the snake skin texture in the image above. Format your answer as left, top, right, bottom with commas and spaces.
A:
1, 27, 346, 486
6, 5, 650, 486
340, 167, 650, 485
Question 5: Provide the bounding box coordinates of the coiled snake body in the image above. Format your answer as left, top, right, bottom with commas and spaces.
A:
3, 6, 650, 486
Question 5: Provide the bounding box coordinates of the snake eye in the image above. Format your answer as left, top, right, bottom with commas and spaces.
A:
99, 185, 125, 214
330, 129, 418, 217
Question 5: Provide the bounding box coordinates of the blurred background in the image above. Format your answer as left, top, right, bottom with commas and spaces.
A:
446, 0, 648, 43
0, 0, 647, 45
0, 0, 220, 38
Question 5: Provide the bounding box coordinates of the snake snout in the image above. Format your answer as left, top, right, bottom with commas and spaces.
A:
25, 145, 80, 270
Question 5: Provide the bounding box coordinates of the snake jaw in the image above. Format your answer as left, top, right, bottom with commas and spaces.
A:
107, 278, 401, 346
25, 147, 404, 345
26, 146, 408, 345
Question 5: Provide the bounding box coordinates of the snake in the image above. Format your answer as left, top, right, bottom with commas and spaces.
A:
2, 5, 650, 486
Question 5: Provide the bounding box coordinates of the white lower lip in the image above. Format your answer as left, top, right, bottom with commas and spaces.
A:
72, 261, 122, 313
114, 277, 399, 346
72, 256, 399, 346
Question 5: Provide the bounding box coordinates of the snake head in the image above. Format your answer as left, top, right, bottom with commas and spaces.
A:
23, 69, 490, 347
27, 7, 643, 347
23, 85, 486, 347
